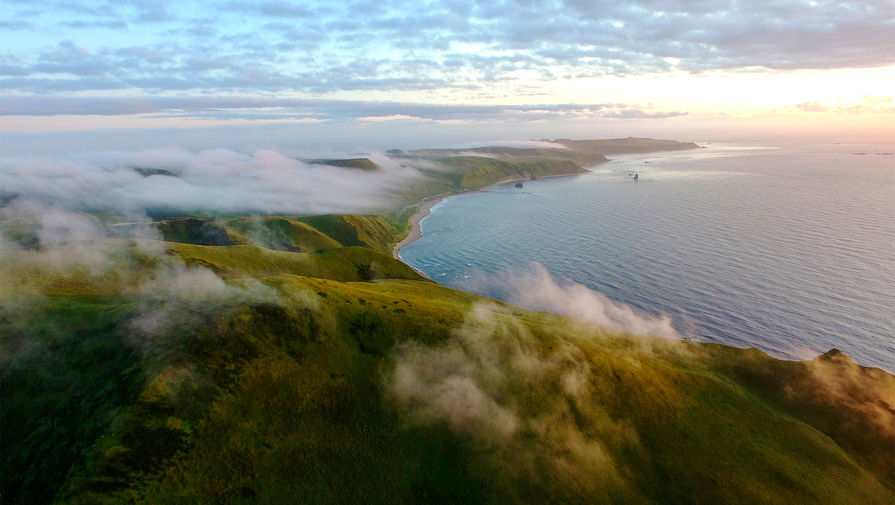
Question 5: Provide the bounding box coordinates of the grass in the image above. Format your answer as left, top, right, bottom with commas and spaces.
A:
168, 243, 422, 282
155, 214, 403, 255
428, 156, 587, 190
2, 140, 893, 504
156, 218, 242, 246
223, 216, 343, 253
296, 214, 402, 254
4, 254, 893, 504
1, 296, 141, 505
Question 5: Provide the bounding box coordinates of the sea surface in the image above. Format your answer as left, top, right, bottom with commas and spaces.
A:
400, 142, 895, 372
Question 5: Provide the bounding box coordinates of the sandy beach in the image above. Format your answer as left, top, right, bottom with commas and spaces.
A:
392, 193, 452, 261
392, 172, 582, 263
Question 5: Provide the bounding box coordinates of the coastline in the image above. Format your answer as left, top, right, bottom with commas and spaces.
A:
391, 171, 586, 265
392, 192, 453, 263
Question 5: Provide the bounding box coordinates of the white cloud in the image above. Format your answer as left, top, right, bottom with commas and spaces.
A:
388, 302, 638, 493
0, 147, 427, 214
3, 0, 893, 99
462, 263, 679, 338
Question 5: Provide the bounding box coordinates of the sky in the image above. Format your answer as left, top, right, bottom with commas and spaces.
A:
1, 0, 894, 150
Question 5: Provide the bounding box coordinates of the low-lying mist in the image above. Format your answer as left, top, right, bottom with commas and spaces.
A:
462, 263, 679, 339
0, 147, 427, 215
388, 303, 641, 500
0, 200, 292, 362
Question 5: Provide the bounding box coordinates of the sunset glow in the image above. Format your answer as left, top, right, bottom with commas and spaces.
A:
1, 1, 892, 144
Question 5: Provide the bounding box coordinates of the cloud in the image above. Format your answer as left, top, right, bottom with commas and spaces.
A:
791, 95, 895, 114
357, 114, 429, 123
0, 19, 32, 30
803, 351, 895, 436
388, 303, 640, 495
0, 199, 168, 292
128, 262, 280, 345
223, 1, 313, 18
0, 199, 161, 281
0, 95, 687, 125
796, 101, 828, 112
0, 147, 427, 214
59, 19, 127, 30
2, 1, 894, 97
462, 263, 679, 339
0, 199, 293, 368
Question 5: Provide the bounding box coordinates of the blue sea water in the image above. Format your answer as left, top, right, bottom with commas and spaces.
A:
400, 142, 895, 372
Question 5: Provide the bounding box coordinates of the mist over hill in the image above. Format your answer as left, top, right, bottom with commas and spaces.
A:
2, 139, 893, 505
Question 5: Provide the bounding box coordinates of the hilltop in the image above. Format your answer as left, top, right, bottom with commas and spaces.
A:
2, 138, 893, 505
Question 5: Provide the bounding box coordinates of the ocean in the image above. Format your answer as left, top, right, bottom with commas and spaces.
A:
399, 142, 895, 372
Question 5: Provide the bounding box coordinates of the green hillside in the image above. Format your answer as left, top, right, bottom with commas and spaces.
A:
224, 217, 343, 253
155, 215, 400, 255
296, 214, 403, 254
169, 243, 422, 282
432, 156, 588, 190
387, 141, 621, 203
156, 218, 243, 246
2, 139, 892, 505
3, 223, 894, 505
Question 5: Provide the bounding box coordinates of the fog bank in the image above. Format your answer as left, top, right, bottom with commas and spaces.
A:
0, 147, 426, 215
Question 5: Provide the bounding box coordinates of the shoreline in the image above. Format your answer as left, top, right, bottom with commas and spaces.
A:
388, 142, 707, 268
391, 172, 585, 268
391, 192, 454, 266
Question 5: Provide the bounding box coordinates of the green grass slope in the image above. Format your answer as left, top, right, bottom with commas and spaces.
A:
223, 217, 344, 253
384, 146, 603, 207
3, 241, 893, 505
154, 215, 401, 256
169, 243, 423, 282
431, 156, 588, 190
296, 214, 402, 254
156, 218, 243, 247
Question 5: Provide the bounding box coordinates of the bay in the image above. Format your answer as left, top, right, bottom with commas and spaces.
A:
400, 142, 895, 372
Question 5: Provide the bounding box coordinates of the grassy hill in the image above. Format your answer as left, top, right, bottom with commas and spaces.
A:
387, 138, 700, 203
3, 138, 892, 505
157, 218, 243, 246
295, 214, 402, 254
430, 156, 588, 190
155, 215, 403, 255
2, 222, 893, 505
170, 243, 421, 282
223, 217, 343, 253
383, 153, 594, 210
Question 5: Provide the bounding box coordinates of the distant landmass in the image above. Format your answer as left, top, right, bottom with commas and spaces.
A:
550, 137, 702, 154
3, 138, 893, 505
305, 158, 380, 171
